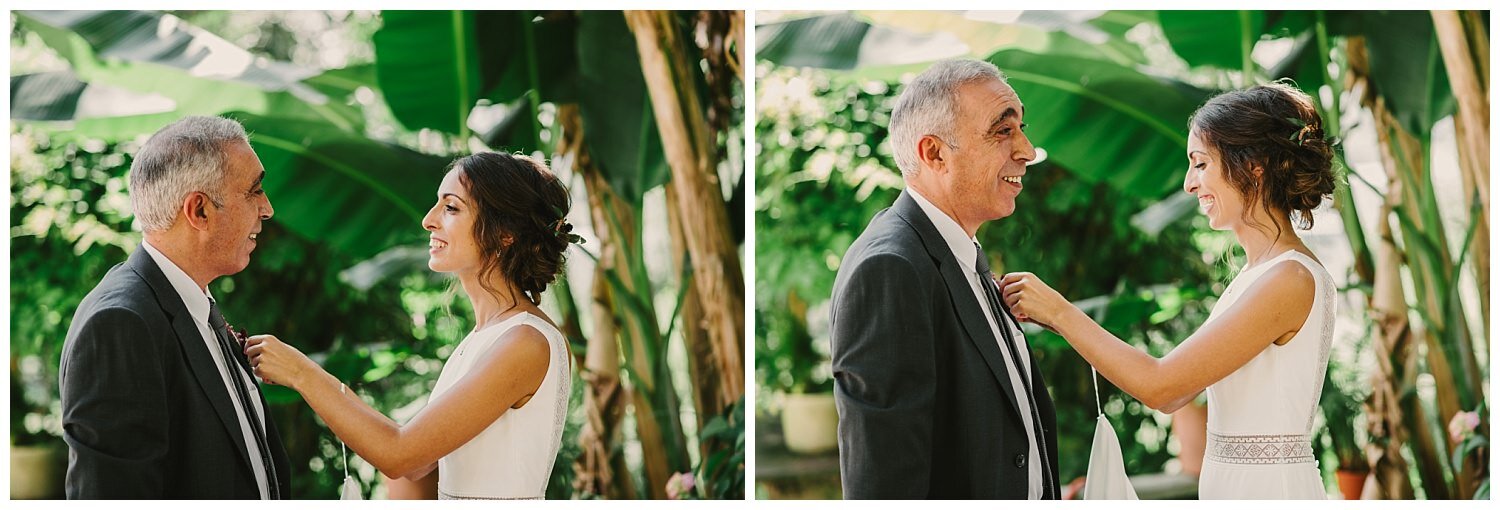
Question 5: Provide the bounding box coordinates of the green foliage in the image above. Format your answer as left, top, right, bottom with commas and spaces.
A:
696, 398, 746, 499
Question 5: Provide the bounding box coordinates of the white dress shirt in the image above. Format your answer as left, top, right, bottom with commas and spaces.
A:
142, 240, 271, 499
907, 188, 1042, 499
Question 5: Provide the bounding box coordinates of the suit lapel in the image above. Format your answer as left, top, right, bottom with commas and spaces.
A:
126, 247, 258, 478
890, 192, 1026, 427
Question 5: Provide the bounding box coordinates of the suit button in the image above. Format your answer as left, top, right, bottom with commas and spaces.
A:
1014, 454, 1027, 468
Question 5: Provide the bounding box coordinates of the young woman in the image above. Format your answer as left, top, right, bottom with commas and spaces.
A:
246, 152, 576, 499
1001, 83, 1338, 499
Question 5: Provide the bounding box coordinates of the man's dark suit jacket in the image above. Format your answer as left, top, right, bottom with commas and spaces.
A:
830, 190, 1060, 499
60, 246, 291, 499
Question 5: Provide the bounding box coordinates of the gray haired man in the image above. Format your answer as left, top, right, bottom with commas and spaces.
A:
59, 116, 289, 499
829, 59, 1059, 499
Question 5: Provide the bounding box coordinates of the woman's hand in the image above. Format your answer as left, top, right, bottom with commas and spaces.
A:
997, 272, 1075, 333
244, 334, 316, 390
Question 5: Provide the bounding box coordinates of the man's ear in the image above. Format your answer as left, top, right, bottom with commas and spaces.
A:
917, 135, 945, 173
182, 192, 212, 232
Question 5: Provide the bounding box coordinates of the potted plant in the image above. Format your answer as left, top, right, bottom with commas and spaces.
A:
757, 292, 837, 454
1320, 368, 1368, 499
11, 358, 66, 499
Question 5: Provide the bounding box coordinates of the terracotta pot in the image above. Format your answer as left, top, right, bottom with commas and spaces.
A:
1335, 469, 1368, 500
10, 444, 63, 499
781, 392, 838, 454
1170, 402, 1208, 476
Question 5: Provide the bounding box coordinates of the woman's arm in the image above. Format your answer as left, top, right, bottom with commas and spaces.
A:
383, 466, 438, 500
246, 327, 551, 479
1000, 260, 1316, 410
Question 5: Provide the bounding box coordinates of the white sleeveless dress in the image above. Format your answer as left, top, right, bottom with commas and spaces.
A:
1198, 251, 1335, 499
428, 312, 572, 499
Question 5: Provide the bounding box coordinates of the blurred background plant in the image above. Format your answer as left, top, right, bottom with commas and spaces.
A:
754, 10, 1487, 500
9, 9, 745, 499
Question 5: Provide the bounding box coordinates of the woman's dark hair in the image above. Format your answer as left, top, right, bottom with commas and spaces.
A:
449, 152, 573, 306
1189, 81, 1336, 237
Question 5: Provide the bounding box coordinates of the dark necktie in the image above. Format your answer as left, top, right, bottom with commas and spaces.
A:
974, 242, 1053, 499
207, 298, 279, 500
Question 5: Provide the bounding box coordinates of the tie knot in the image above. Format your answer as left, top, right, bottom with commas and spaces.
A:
207, 298, 228, 330
973, 242, 991, 275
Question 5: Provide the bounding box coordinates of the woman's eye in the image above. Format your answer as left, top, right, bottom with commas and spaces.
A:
1194, 163, 1207, 170
444, 205, 458, 213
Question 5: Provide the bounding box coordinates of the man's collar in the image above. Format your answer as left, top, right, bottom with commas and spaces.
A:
140, 239, 213, 326
906, 187, 980, 273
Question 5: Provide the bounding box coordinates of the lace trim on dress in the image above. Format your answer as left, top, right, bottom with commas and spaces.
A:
538, 314, 572, 497
1207, 431, 1316, 465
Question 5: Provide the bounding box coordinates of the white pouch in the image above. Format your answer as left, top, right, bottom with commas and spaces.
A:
1083, 367, 1138, 500
339, 383, 364, 500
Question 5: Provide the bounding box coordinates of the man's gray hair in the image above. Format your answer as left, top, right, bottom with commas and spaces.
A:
128, 116, 249, 232
888, 59, 1007, 178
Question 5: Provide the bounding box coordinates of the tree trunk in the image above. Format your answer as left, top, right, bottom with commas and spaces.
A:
666, 184, 725, 446
1432, 10, 1489, 341
1347, 37, 1421, 500
559, 104, 637, 499
625, 10, 745, 410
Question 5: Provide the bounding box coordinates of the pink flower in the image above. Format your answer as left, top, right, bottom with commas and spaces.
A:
666, 472, 697, 500
1448, 411, 1480, 442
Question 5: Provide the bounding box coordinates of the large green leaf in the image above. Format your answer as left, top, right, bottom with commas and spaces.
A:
10, 71, 174, 121
987, 49, 1210, 198
756, 12, 967, 71
758, 11, 1147, 78
372, 11, 580, 140
1348, 11, 1455, 138
15, 11, 360, 133
372, 11, 482, 136
575, 11, 666, 205
472, 11, 579, 105
235, 113, 450, 259
1158, 10, 1267, 73
9, 70, 195, 141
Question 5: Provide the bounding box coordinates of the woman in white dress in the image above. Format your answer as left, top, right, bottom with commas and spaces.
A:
1000, 82, 1337, 499
246, 152, 575, 499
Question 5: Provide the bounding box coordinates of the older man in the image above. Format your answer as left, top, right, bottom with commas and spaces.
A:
59, 116, 289, 499
829, 59, 1058, 499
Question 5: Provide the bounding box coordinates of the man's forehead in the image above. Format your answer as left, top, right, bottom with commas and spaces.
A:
966, 79, 1023, 116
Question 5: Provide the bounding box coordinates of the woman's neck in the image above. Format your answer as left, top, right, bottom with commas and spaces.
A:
458, 272, 522, 329
1230, 210, 1303, 268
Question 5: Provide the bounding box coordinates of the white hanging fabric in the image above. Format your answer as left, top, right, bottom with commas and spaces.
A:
1082, 366, 1139, 500
339, 384, 364, 500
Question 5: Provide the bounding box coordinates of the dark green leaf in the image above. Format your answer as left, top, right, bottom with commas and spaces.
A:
1158, 11, 1267, 71
576, 11, 667, 205
372, 11, 482, 135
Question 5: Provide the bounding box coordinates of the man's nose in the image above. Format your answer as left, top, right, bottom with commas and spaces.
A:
260, 194, 275, 220
1014, 132, 1037, 163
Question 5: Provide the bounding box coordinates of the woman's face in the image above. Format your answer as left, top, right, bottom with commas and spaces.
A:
423, 168, 484, 275
1184, 127, 1249, 231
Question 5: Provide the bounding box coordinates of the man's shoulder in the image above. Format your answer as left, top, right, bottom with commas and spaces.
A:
843, 208, 932, 273
71, 263, 169, 332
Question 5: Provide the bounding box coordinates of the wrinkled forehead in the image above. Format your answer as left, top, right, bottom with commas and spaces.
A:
961, 78, 1025, 122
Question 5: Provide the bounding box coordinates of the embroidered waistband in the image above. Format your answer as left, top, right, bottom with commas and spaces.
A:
438, 491, 541, 500
1206, 431, 1315, 465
